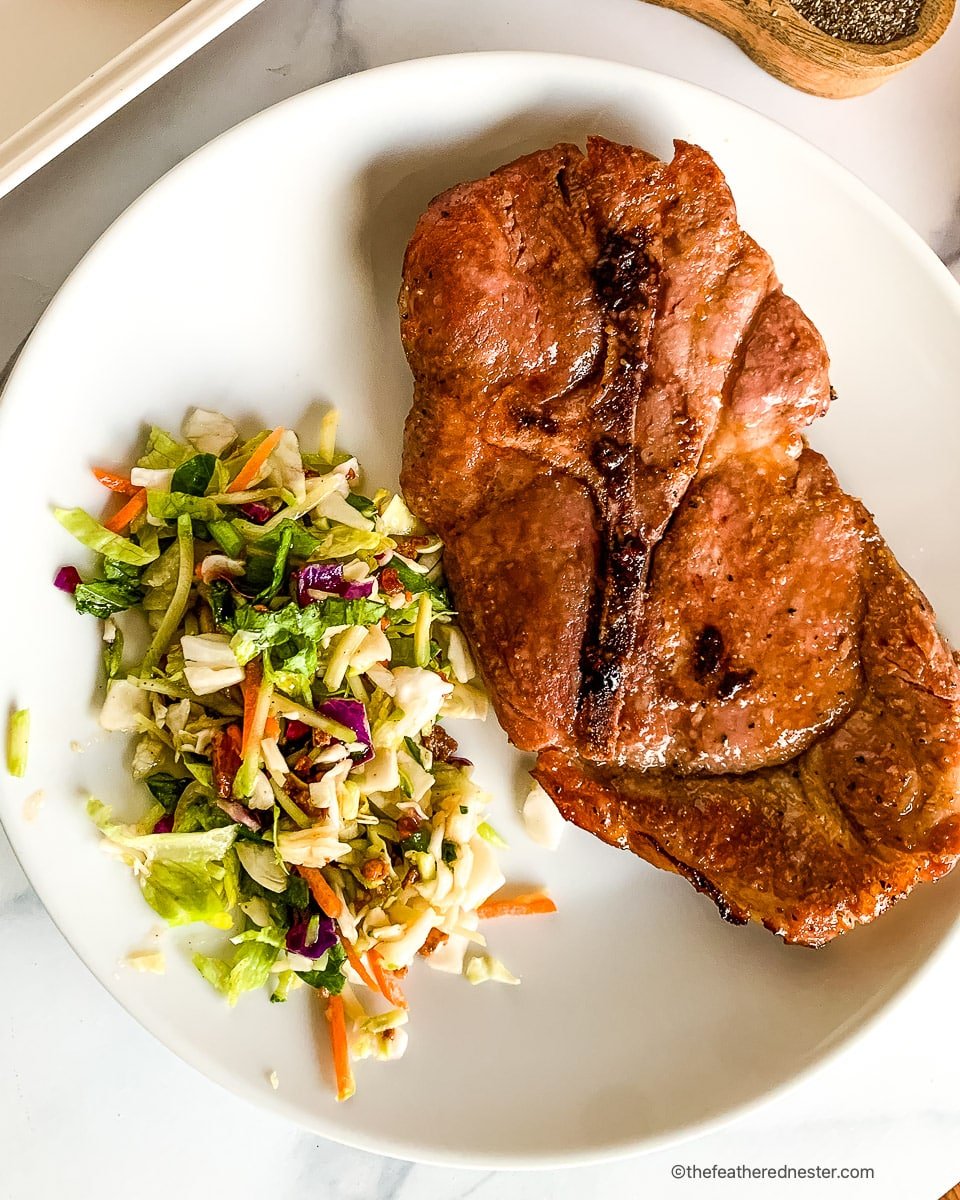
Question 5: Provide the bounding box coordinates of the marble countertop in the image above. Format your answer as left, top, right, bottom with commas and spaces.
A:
1, 2, 959, 1197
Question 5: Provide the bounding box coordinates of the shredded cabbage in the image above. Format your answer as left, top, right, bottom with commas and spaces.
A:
66, 410, 550, 1101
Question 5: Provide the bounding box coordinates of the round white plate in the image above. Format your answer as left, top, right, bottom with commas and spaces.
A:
2, 53, 960, 1169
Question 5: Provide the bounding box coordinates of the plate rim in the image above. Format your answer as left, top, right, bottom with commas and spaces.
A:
2, 49, 960, 1170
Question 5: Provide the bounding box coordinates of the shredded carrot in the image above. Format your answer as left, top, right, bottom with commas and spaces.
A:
92, 468, 138, 495
227, 426, 285, 494
367, 947, 407, 1009
240, 658, 264, 757
325, 994, 354, 1102
263, 715, 280, 740
340, 937, 379, 991
298, 865, 343, 918
477, 891, 558, 920
104, 488, 147, 534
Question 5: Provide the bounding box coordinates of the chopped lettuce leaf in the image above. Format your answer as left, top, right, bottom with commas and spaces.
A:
296, 942, 346, 994
465, 954, 520, 986
90, 793, 239, 929
145, 772, 190, 812
250, 517, 322, 558
102, 625, 125, 680
88, 796, 238, 862
193, 952, 230, 992
147, 491, 223, 524
75, 577, 142, 619
193, 939, 280, 1005
391, 557, 451, 611
54, 508, 158, 567
228, 597, 385, 665
142, 857, 236, 929
140, 514, 194, 676
311, 526, 385, 560
171, 453, 218, 497
254, 524, 294, 602
138, 427, 195, 471
141, 542, 180, 631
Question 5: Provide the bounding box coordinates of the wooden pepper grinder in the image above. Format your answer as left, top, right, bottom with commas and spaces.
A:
642, 0, 956, 96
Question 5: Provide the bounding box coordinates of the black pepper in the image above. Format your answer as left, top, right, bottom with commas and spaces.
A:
791, 0, 923, 45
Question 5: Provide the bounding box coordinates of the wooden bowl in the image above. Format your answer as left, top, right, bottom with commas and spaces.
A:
642, 0, 956, 97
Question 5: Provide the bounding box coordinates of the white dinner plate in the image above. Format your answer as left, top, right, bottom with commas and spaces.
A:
2, 53, 960, 1169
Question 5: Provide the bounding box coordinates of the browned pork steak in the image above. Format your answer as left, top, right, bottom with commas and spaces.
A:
398, 137, 960, 946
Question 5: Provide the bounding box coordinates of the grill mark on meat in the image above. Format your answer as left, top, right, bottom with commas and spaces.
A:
593, 227, 656, 313
579, 529, 649, 744
577, 230, 663, 755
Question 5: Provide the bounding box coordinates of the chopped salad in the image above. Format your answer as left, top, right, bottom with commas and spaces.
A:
54, 408, 555, 1101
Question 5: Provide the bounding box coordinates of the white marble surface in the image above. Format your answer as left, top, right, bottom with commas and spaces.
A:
1, 2, 959, 1197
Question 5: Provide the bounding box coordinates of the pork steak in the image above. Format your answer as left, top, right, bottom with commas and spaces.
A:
398, 137, 960, 946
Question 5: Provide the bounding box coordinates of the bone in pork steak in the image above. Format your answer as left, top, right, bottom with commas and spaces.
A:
398, 137, 960, 946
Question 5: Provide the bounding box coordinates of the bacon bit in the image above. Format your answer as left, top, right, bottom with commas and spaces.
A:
393, 535, 431, 556
379, 616, 390, 630
379, 567, 403, 594
418, 928, 449, 957
396, 814, 421, 839
422, 725, 459, 763
404, 590, 413, 603
311, 727, 333, 748
284, 773, 312, 804
211, 724, 243, 800
361, 858, 389, 883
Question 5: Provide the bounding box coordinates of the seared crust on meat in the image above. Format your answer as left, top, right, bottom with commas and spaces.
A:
399, 137, 960, 945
